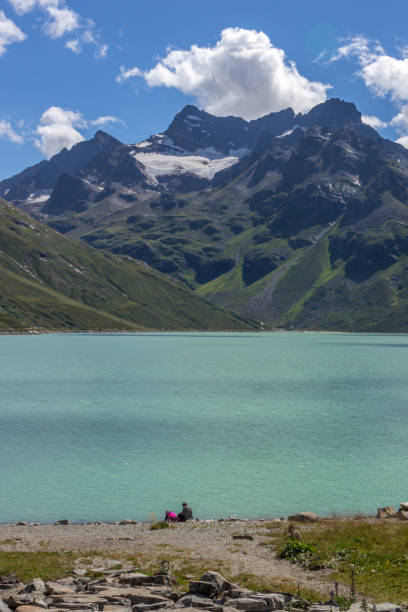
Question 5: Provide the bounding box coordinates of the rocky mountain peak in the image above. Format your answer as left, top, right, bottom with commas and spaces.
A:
302, 98, 362, 128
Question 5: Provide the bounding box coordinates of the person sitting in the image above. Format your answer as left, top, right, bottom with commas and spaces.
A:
177, 501, 193, 522
164, 510, 178, 522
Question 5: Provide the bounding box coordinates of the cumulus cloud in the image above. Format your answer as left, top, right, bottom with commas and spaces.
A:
35, 106, 85, 158
0, 119, 24, 143
0, 9, 26, 56
33, 107, 125, 157
91, 115, 124, 127
116, 65, 142, 83
8, 0, 107, 57
121, 28, 330, 119
329, 36, 408, 148
361, 114, 388, 129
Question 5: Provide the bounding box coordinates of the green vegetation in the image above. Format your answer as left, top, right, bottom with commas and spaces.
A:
150, 520, 173, 531
274, 519, 408, 603
0, 551, 78, 581
0, 199, 256, 332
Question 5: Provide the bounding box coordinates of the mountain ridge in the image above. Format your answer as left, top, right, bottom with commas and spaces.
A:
3, 98, 408, 331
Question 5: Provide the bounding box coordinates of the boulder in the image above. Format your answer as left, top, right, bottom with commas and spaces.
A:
398, 509, 408, 521
54, 519, 69, 525
16, 522, 27, 526
0, 600, 13, 612
174, 594, 220, 609
7, 594, 47, 609
119, 519, 138, 525
198, 571, 236, 593
255, 594, 286, 609
375, 605, 403, 612
15, 608, 55, 612
102, 607, 131, 612
189, 582, 217, 598
227, 597, 268, 610
376, 506, 397, 519
288, 512, 319, 523
118, 573, 150, 586
21, 580, 46, 594
45, 582, 76, 595
399, 502, 408, 510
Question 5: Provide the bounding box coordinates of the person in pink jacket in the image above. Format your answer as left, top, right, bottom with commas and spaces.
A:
164, 510, 178, 522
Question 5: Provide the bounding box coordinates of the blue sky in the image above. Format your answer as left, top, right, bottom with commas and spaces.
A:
1, 0, 408, 180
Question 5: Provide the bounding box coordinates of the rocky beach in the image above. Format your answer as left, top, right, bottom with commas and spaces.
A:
1, 511, 408, 612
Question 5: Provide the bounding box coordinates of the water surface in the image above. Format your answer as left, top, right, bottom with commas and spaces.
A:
1, 332, 407, 522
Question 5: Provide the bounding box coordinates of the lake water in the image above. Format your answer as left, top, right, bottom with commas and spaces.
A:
1, 332, 408, 523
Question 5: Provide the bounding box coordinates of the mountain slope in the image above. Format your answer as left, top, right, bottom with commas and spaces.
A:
0, 199, 255, 331
4, 98, 408, 331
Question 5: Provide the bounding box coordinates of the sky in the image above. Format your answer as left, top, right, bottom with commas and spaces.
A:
1, 0, 408, 180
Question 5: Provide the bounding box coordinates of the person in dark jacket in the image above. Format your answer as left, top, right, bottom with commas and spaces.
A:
177, 501, 193, 522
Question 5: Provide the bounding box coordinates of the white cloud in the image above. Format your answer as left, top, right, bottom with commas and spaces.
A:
35, 106, 85, 158
8, 0, 107, 57
361, 114, 388, 129
122, 28, 330, 119
65, 38, 80, 53
396, 135, 408, 149
94, 41, 107, 59
0, 9, 26, 56
329, 36, 408, 147
0, 119, 24, 143
91, 115, 124, 127
42, 4, 79, 38
116, 65, 142, 83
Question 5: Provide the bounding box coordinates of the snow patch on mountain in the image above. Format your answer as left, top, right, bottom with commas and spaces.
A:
134, 152, 240, 180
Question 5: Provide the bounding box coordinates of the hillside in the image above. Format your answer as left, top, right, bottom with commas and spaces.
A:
3, 98, 408, 331
0, 199, 255, 332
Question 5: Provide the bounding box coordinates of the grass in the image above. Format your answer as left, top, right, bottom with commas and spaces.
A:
0, 551, 78, 581
272, 519, 408, 603
150, 521, 174, 531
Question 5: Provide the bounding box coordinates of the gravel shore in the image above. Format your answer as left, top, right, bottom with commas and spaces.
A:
0, 519, 338, 596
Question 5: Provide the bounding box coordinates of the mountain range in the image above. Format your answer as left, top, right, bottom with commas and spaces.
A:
2, 97, 408, 331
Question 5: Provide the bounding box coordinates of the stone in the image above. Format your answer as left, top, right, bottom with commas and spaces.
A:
189, 582, 217, 598
376, 506, 397, 519
22, 580, 46, 594
119, 519, 138, 525
98, 588, 168, 606
103, 607, 132, 612
118, 574, 150, 586
348, 604, 374, 612
177, 594, 220, 609
15, 608, 53, 612
309, 606, 339, 612
254, 594, 286, 609
0, 599, 13, 612
132, 604, 170, 612
16, 522, 27, 526
375, 605, 403, 612
199, 571, 236, 593
227, 588, 253, 599
227, 597, 268, 610
399, 502, 408, 510
288, 512, 319, 523
232, 535, 253, 541
8, 595, 47, 609
45, 582, 76, 595
54, 519, 69, 525
398, 509, 408, 520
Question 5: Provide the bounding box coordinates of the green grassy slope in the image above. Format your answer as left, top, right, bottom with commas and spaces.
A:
0, 199, 256, 331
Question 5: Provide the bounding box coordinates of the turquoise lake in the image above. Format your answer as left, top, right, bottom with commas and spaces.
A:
1, 332, 408, 523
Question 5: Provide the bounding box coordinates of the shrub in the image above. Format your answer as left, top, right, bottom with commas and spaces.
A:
278, 540, 315, 561
150, 520, 171, 531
